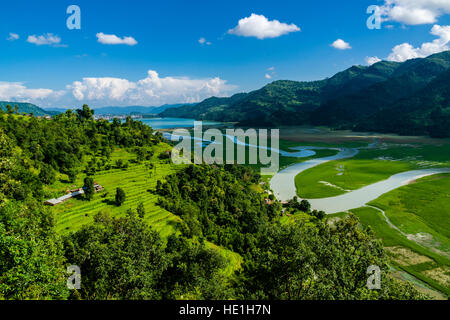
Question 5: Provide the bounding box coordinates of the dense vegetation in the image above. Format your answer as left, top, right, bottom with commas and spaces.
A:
0, 107, 429, 299
157, 164, 281, 254
161, 51, 450, 137
0, 101, 58, 117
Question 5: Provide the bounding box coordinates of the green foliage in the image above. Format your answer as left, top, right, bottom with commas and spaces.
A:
0, 199, 69, 299
83, 176, 95, 201
137, 202, 146, 218
39, 163, 56, 185
0, 101, 58, 116
160, 235, 231, 299
237, 215, 427, 300
115, 187, 126, 206
63, 212, 167, 299
156, 164, 281, 254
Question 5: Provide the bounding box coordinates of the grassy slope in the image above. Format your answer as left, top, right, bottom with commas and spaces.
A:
295, 143, 450, 199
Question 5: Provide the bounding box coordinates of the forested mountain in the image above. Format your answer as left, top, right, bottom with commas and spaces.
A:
160, 51, 450, 137
312, 51, 450, 128
0, 101, 58, 116
355, 67, 450, 137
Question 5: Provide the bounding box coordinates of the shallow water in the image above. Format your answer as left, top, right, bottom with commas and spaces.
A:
140, 117, 220, 129
270, 148, 358, 202
308, 168, 450, 213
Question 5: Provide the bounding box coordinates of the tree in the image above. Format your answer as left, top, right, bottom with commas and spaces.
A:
5, 104, 13, 114
238, 215, 427, 300
299, 199, 311, 213
67, 167, 79, 183
160, 235, 230, 299
115, 187, 126, 206
76, 104, 94, 122
63, 212, 168, 299
137, 202, 146, 219
0, 199, 69, 299
39, 163, 56, 185
83, 176, 95, 201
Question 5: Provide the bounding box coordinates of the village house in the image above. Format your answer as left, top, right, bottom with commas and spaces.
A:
44, 182, 103, 206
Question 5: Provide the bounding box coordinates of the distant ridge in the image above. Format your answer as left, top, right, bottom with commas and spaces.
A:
160, 51, 450, 137
46, 103, 196, 115
0, 101, 59, 116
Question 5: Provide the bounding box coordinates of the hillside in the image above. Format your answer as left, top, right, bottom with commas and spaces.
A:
0, 101, 58, 116
355, 67, 450, 137
312, 51, 450, 128
160, 51, 450, 137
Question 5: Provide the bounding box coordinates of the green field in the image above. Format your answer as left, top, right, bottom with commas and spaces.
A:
295, 159, 416, 198
295, 143, 450, 199
369, 173, 450, 261
328, 174, 450, 297
47, 144, 180, 237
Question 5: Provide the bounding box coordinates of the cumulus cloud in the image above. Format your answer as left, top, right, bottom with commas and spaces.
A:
96, 33, 138, 46
67, 70, 235, 106
27, 33, 61, 46
265, 74, 272, 79
228, 13, 300, 39
379, 0, 450, 25
0, 82, 65, 105
331, 39, 351, 50
366, 56, 382, 65
387, 24, 450, 62
7, 33, 19, 41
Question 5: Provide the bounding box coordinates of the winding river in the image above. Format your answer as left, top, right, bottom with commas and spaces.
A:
163, 130, 450, 214
270, 146, 450, 214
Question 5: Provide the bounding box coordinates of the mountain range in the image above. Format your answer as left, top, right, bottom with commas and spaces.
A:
45, 103, 192, 115
160, 51, 450, 138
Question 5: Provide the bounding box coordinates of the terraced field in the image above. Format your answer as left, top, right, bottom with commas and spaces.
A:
47, 145, 180, 237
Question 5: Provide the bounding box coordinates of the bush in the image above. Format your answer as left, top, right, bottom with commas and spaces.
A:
115, 188, 126, 206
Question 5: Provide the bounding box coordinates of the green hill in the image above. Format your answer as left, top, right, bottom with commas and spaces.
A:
160, 51, 450, 137
0, 101, 58, 116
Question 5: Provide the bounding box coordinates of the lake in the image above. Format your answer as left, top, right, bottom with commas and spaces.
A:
139, 117, 220, 129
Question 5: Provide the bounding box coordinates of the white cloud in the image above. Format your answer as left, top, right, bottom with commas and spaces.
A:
198, 37, 211, 45
228, 13, 300, 39
7, 33, 19, 41
27, 33, 61, 46
366, 56, 382, 65
267, 66, 275, 71
331, 39, 351, 50
379, 0, 450, 25
387, 24, 450, 62
265, 74, 272, 79
96, 33, 138, 46
0, 82, 65, 105
67, 70, 235, 106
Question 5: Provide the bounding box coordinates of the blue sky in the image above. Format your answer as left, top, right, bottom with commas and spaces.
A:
1, 0, 450, 108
